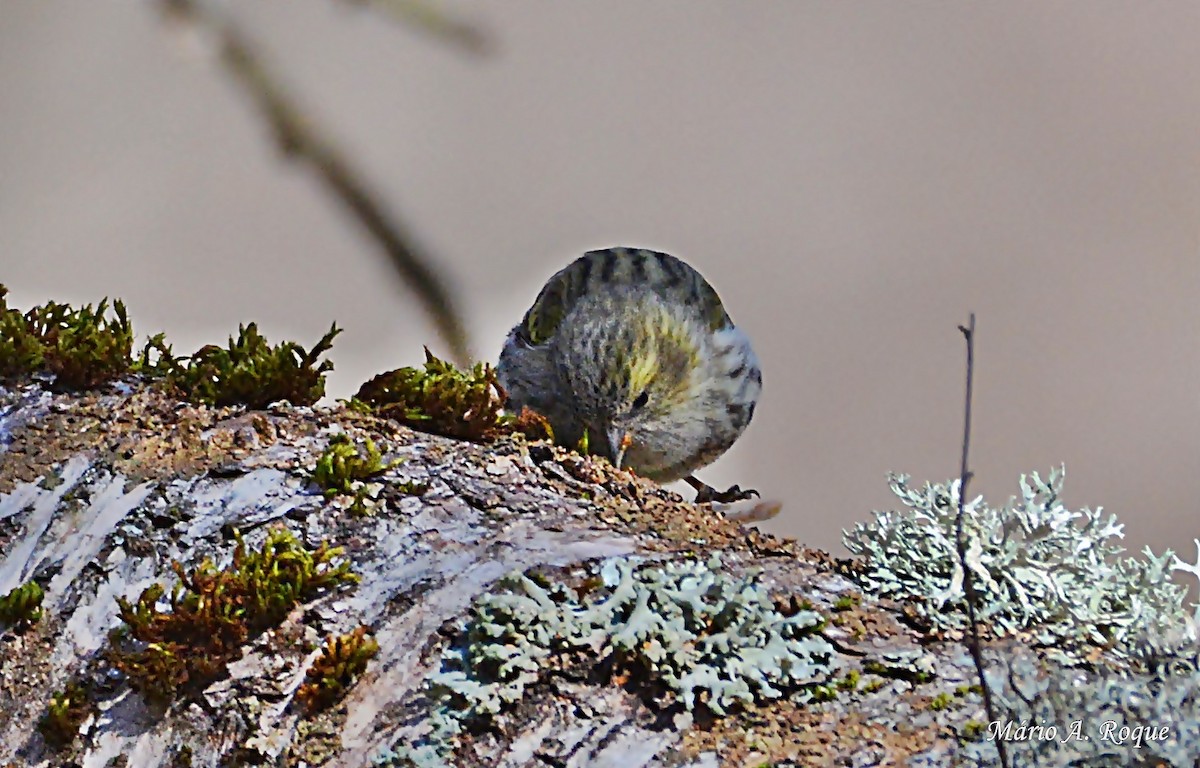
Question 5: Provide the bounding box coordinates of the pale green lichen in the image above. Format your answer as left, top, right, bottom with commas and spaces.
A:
843, 467, 1200, 664
377, 554, 836, 765
846, 467, 1200, 765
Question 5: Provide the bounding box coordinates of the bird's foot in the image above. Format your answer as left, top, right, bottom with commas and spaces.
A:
685, 476, 760, 504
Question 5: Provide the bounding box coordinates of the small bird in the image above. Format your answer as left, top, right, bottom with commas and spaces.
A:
497, 247, 762, 503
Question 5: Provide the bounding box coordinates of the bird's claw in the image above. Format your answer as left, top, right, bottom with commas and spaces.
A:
685, 476, 760, 504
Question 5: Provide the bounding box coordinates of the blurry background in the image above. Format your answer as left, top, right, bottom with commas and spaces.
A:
2, 2, 1198, 559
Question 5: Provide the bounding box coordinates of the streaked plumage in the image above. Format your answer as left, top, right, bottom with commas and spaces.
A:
498, 247, 761, 486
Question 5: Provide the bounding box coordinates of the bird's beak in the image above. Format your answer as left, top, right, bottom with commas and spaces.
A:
608, 426, 631, 471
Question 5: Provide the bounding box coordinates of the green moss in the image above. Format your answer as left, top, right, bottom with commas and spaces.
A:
0, 285, 44, 378
346, 488, 377, 517
810, 683, 839, 702
0, 579, 44, 627
344, 397, 375, 415
929, 691, 953, 711
831, 594, 858, 612
862, 678, 885, 693
37, 299, 134, 389
295, 625, 379, 713
354, 347, 551, 442
140, 322, 340, 408
396, 478, 430, 496
962, 719, 987, 740
108, 527, 358, 702
837, 669, 860, 691
309, 434, 426, 515
37, 680, 93, 749
0, 286, 134, 389
0, 286, 343, 407
169, 745, 194, 768
311, 434, 400, 498
861, 660, 932, 684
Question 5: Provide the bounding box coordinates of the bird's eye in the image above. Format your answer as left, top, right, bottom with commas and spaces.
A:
631, 390, 649, 410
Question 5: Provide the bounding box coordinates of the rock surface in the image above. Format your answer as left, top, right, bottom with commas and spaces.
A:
0, 379, 994, 767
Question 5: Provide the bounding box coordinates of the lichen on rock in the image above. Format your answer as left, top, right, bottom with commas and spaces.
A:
844, 467, 1200, 664
380, 554, 837, 765
4, 288, 1199, 766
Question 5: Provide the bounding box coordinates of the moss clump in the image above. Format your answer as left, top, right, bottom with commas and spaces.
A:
831, 594, 858, 612
810, 683, 839, 702
311, 434, 400, 498
37, 680, 94, 749
0, 579, 44, 628
0, 285, 44, 378
837, 669, 860, 690
861, 659, 934, 684
928, 691, 953, 711
0, 286, 343, 407
961, 720, 987, 740
0, 285, 134, 389
295, 625, 379, 713
169, 745, 194, 768
354, 347, 552, 442
140, 322, 340, 408
861, 678, 885, 693
108, 527, 358, 701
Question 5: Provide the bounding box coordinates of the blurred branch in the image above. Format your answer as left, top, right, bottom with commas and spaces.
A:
340, 0, 492, 56
160, 0, 472, 366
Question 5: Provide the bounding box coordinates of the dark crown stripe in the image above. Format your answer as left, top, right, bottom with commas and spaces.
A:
600, 249, 619, 283
521, 247, 733, 344
656, 251, 685, 287
576, 251, 594, 290
630, 250, 648, 284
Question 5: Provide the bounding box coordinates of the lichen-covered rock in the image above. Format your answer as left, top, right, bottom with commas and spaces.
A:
844, 467, 1200, 664
2, 377, 1196, 767
0, 379, 643, 766
844, 467, 1200, 767
377, 553, 840, 765
950, 644, 1200, 767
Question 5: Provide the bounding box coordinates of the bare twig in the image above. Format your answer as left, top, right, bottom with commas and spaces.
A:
340, 0, 492, 56
160, 0, 472, 365
954, 314, 1009, 768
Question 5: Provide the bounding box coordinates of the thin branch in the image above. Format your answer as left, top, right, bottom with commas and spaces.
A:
954, 314, 1009, 768
340, 0, 492, 56
160, 0, 472, 366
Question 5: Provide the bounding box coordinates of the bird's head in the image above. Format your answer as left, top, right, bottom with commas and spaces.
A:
551, 288, 706, 476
